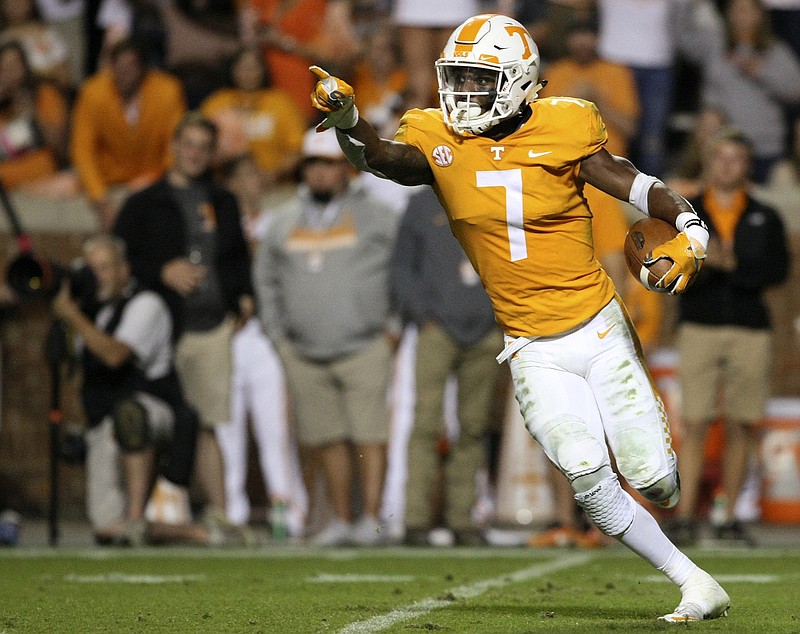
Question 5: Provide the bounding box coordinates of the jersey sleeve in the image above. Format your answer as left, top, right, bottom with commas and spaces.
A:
394, 109, 427, 148
584, 101, 608, 158
535, 97, 608, 164
555, 98, 608, 160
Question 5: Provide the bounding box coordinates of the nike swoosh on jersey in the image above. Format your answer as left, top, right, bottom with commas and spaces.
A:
597, 324, 616, 339
528, 150, 552, 158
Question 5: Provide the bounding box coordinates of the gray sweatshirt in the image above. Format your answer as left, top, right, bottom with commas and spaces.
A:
255, 182, 399, 361
673, 0, 800, 159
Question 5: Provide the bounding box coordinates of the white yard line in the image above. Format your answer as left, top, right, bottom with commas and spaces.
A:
65, 573, 205, 584
338, 553, 592, 634
645, 574, 780, 584
308, 574, 416, 583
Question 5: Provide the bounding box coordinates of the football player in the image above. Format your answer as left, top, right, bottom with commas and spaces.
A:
310, 13, 729, 623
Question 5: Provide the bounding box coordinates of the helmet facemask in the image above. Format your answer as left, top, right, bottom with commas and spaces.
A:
437, 61, 531, 135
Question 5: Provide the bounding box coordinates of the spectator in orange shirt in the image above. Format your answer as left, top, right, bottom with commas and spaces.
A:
540, 18, 657, 345
0, 40, 68, 191
241, 0, 359, 118
70, 38, 186, 231
201, 46, 306, 186
540, 17, 639, 157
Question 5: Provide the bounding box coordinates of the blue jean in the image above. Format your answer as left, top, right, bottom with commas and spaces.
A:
631, 66, 675, 178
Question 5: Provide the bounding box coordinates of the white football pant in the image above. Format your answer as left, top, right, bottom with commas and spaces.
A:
507, 297, 676, 495
216, 318, 308, 534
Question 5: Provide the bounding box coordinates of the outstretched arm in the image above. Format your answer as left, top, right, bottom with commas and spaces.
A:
310, 66, 434, 186
580, 148, 708, 294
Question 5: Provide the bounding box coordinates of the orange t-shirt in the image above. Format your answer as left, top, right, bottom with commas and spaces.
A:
352, 63, 407, 124
70, 69, 186, 201
587, 187, 663, 349
250, 0, 356, 117
395, 97, 615, 337
201, 87, 306, 171
703, 188, 747, 244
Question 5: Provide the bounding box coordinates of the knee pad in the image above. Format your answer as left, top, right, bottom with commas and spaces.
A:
574, 474, 636, 537
637, 471, 681, 509
570, 465, 615, 495
112, 397, 150, 452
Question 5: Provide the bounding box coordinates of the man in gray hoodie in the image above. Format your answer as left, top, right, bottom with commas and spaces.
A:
254, 127, 399, 546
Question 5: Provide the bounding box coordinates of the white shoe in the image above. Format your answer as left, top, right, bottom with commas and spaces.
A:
286, 504, 307, 539
312, 518, 352, 547
659, 569, 730, 622
145, 477, 191, 525
352, 515, 383, 546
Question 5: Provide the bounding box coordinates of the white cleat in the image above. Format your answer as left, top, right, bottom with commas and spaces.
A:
659, 569, 730, 623
351, 515, 384, 546
311, 518, 353, 547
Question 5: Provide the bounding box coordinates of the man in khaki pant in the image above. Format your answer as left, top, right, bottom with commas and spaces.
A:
115, 113, 254, 539
391, 186, 503, 546
667, 129, 790, 547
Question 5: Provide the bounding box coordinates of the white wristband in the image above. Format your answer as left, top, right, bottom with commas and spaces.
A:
628, 173, 662, 216
676, 211, 709, 250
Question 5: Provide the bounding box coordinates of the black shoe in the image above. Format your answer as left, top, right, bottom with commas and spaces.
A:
404, 528, 430, 546
94, 533, 130, 547
453, 529, 487, 547
713, 520, 757, 547
663, 517, 698, 546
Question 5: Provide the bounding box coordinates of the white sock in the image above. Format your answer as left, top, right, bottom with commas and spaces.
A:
617, 503, 698, 586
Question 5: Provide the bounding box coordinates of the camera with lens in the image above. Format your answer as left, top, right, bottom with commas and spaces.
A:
6, 253, 97, 307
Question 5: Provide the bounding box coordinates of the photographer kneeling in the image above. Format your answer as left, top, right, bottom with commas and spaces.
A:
53, 235, 203, 546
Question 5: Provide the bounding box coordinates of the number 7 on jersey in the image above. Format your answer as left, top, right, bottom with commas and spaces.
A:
477, 169, 527, 262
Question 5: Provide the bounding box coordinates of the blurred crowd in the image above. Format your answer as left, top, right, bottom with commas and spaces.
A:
2, 0, 800, 223
1, 0, 799, 548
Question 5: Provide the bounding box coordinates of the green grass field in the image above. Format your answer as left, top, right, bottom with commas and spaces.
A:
1, 545, 799, 633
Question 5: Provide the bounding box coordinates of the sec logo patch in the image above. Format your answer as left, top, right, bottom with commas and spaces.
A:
431, 144, 454, 167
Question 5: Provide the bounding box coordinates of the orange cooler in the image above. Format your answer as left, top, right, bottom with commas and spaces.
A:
759, 398, 800, 524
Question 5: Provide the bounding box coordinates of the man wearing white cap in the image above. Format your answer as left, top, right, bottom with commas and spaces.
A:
254, 127, 400, 546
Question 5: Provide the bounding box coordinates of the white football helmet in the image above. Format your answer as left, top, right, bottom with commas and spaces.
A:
436, 14, 542, 136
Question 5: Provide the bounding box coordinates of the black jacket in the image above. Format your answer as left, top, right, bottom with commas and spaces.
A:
391, 186, 497, 347
81, 282, 199, 485
113, 178, 253, 337
678, 192, 790, 329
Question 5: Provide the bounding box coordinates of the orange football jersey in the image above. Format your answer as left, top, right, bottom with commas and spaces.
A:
395, 97, 616, 337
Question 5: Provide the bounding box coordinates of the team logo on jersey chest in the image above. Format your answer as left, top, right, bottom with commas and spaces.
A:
431, 144, 454, 167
